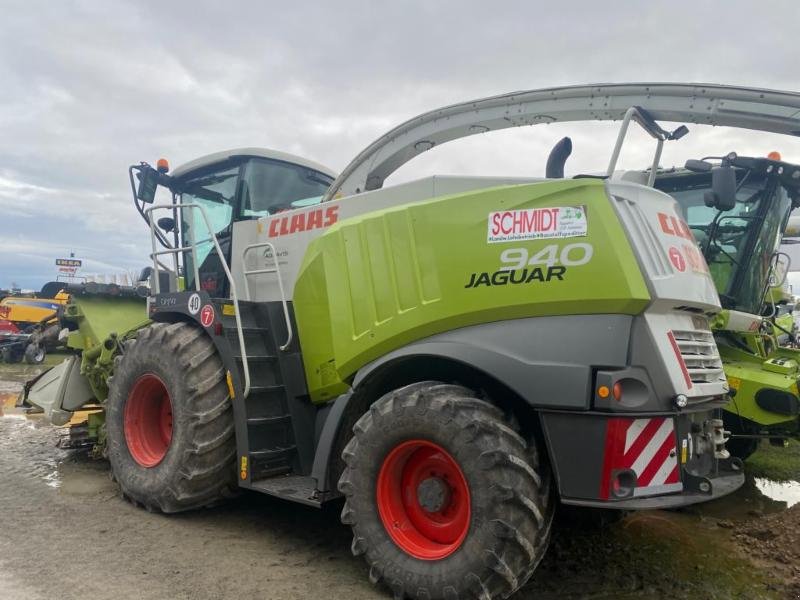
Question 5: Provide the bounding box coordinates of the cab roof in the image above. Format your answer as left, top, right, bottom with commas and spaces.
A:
171, 147, 336, 179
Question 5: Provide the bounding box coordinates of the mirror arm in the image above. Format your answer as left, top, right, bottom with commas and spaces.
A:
129, 163, 173, 250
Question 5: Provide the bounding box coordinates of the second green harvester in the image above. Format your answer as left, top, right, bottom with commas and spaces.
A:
652, 155, 800, 459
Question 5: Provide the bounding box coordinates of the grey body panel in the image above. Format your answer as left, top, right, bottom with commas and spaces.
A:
310, 391, 352, 493
353, 314, 633, 410
563, 470, 744, 509
542, 405, 735, 504
325, 83, 800, 199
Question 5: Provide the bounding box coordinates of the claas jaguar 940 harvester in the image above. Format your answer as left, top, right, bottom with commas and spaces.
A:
28, 83, 785, 599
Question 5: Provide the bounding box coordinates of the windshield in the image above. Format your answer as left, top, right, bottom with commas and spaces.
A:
180, 164, 239, 291
241, 158, 332, 217
658, 172, 791, 315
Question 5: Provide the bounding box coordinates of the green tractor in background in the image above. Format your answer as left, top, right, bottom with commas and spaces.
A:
653, 154, 800, 459
22, 281, 148, 448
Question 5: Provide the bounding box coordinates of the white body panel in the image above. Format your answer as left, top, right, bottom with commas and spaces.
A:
231, 175, 543, 302
607, 181, 720, 311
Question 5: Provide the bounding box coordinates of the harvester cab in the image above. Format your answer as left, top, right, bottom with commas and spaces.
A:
34, 83, 800, 600
129, 149, 336, 300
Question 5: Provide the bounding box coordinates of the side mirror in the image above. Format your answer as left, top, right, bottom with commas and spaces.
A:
157, 217, 176, 232
704, 165, 737, 211
136, 166, 159, 204
770, 252, 791, 287
137, 266, 153, 283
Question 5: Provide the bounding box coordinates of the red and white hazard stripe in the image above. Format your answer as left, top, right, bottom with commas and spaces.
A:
600, 417, 682, 499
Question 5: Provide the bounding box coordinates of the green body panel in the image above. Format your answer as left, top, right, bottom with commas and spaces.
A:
773, 311, 794, 335
63, 295, 149, 401
719, 334, 800, 429
768, 285, 791, 304
293, 180, 651, 402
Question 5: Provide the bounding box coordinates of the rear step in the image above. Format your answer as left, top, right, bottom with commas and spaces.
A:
250, 475, 321, 507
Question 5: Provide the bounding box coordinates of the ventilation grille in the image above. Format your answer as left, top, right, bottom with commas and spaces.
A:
671, 329, 725, 384
612, 196, 672, 278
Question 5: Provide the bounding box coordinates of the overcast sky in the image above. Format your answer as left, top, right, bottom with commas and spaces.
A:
2, 0, 800, 290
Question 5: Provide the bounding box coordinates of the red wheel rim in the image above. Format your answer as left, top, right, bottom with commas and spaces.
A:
124, 374, 173, 468
376, 440, 471, 560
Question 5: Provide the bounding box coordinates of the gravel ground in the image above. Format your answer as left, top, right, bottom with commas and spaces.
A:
0, 367, 797, 600
735, 504, 800, 598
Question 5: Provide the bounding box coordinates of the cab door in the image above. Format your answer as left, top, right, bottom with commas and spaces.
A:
179, 162, 241, 297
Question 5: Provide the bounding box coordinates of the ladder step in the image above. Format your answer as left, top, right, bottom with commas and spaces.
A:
250, 446, 296, 459
249, 475, 322, 507
248, 384, 285, 393
247, 415, 291, 426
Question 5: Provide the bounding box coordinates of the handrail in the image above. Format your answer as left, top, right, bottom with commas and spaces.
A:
144, 203, 251, 398
241, 242, 293, 351
606, 106, 685, 183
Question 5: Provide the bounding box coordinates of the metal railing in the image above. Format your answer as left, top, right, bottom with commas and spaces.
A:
144, 203, 252, 398
241, 242, 293, 351
607, 106, 687, 186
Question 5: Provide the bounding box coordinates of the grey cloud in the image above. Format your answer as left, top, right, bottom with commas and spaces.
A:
2, 0, 800, 288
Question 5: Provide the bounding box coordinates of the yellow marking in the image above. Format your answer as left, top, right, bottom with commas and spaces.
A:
681, 439, 688, 464
257, 221, 263, 234
1, 394, 17, 411
727, 376, 741, 391
226, 371, 236, 399
240, 456, 248, 480
222, 304, 236, 316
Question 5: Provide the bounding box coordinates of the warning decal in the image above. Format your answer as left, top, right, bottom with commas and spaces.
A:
600, 417, 682, 499
200, 304, 215, 327
487, 206, 587, 243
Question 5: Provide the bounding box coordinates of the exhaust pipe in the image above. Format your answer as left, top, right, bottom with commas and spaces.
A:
546, 136, 572, 179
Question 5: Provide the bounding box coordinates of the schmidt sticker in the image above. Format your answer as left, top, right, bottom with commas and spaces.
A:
487, 206, 587, 243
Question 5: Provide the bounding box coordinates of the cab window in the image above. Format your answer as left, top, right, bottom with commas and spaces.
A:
240, 158, 333, 217
180, 164, 239, 292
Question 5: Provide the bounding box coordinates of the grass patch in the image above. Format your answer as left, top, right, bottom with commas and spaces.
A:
746, 438, 800, 482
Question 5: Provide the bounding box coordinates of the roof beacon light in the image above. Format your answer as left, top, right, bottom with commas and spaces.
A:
156, 158, 170, 173
767, 151, 782, 161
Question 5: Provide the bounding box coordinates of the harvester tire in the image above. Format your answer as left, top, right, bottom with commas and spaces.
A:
726, 437, 760, 461
1, 347, 20, 363
24, 344, 46, 364
106, 322, 237, 513
339, 381, 553, 600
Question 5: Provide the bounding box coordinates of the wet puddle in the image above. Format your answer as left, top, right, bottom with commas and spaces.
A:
754, 477, 800, 507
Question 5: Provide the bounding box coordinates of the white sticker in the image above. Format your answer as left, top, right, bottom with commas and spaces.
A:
188, 293, 201, 315
487, 205, 587, 243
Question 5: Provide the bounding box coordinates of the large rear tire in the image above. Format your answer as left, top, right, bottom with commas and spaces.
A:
106, 322, 237, 513
339, 382, 553, 600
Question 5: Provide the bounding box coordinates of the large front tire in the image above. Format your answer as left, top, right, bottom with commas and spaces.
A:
106, 322, 237, 513
339, 382, 553, 600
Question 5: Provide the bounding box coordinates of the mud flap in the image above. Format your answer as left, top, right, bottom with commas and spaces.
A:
24, 356, 94, 425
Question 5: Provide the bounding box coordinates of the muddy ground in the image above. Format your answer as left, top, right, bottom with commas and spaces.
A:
1, 362, 798, 599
